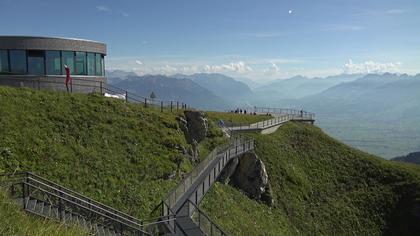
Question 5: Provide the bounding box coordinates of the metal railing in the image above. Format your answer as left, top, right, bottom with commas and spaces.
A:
223, 114, 292, 131
186, 200, 228, 236
253, 106, 315, 120
158, 132, 254, 235
0, 172, 164, 235
0, 76, 190, 112
162, 134, 254, 212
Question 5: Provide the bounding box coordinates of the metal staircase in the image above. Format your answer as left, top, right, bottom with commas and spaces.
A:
0, 172, 172, 236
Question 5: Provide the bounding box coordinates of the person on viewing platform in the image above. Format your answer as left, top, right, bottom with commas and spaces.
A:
64, 64, 72, 93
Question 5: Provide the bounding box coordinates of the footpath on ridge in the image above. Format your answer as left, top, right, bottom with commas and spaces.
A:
158, 107, 315, 235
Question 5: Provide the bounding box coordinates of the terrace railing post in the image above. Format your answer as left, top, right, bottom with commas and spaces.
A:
21, 182, 26, 209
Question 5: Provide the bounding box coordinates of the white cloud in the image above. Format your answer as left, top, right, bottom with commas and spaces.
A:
96, 5, 110, 12
264, 62, 280, 75
203, 61, 253, 74
135, 60, 143, 65
343, 59, 402, 74
288, 10, 293, 14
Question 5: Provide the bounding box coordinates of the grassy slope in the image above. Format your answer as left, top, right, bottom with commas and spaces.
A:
0, 86, 194, 220
0, 188, 86, 236
201, 122, 420, 235
198, 111, 271, 159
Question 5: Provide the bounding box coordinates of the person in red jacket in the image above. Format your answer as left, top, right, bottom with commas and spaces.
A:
64, 64, 72, 92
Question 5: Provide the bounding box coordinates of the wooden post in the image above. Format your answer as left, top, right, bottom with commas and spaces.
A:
170, 101, 173, 112
144, 98, 147, 108
125, 91, 128, 103
100, 81, 103, 94
177, 102, 179, 110
161, 101, 163, 112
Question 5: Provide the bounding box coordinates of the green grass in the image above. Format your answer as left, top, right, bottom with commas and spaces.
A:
201, 122, 420, 235
0, 86, 195, 219
2, 86, 420, 235
0, 188, 86, 236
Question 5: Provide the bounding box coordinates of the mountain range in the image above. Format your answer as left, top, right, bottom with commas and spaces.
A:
106, 70, 420, 159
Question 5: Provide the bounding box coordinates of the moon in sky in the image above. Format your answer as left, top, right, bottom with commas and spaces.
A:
289, 10, 293, 14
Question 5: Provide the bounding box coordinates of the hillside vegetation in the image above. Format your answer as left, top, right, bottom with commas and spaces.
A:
1, 86, 420, 236
201, 122, 420, 235
0, 188, 85, 236
0, 86, 196, 220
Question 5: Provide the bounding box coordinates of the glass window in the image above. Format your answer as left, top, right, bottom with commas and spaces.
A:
101, 55, 105, 76
9, 50, 27, 74
28, 50, 45, 75
61, 51, 74, 74
0, 50, 9, 74
46, 51, 61, 75
95, 53, 103, 76
75, 52, 86, 75
87, 52, 95, 75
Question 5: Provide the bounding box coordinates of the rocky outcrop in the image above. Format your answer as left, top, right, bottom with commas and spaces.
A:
177, 111, 208, 144
218, 151, 274, 206
218, 157, 239, 184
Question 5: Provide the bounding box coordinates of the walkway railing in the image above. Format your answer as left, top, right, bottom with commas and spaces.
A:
0, 76, 190, 112
254, 106, 315, 120
158, 133, 254, 235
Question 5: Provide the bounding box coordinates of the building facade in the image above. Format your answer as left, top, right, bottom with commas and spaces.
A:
0, 36, 107, 93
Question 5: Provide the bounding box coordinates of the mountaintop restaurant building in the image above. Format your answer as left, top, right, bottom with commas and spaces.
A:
0, 36, 107, 92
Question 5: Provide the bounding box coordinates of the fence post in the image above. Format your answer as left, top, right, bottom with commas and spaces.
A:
70, 80, 73, 93
38, 78, 41, 90
100, 81, 103, 94
170, 101, 173, 112
125, 91, 128, 103
177, 102, 179, 110
144, 98, 147, 108
22, 182, 26, 209
161, 101, 163, 112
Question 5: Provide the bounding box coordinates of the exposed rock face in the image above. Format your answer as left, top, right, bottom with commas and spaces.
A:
218, 157, 239, 184
218, 151, 274, 206
231, 152, 268, 200
177, 111, 208, 163
181, 111, 208, 143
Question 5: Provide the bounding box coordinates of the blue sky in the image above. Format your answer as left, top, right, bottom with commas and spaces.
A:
1, 0, 419, 80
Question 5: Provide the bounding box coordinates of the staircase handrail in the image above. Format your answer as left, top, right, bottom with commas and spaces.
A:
24, 176, 145, 228
20, 180, 151, 235
0, 171, 142, 224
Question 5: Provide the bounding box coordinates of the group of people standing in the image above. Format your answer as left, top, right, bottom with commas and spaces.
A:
230, 108, 257, 115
